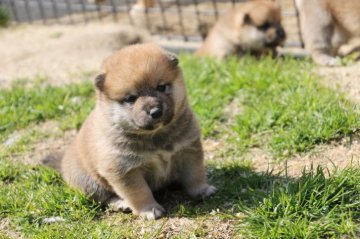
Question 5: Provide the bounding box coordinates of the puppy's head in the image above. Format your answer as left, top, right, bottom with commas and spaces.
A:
95, 43, 187, 133
232, 0, 286, 50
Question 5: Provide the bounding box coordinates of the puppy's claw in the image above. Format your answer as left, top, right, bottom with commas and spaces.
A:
108, 198, 131, 213
188, 184, 217, 199
139, 205, 165, 220
313, 54, 341, 67
201, 185, 217, 198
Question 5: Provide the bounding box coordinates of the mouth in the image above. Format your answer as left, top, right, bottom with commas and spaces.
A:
137, 122, 164, 132
265, 38, 285, 48
264, 42, 280, 48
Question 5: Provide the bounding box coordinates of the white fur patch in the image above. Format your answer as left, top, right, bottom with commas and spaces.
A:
241, 28, 266, 50
143, 150, 173, 187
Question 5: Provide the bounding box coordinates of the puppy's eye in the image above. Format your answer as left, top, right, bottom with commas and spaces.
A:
122, 95, 138, 104
258, 22, 271, 31
156, 84, 170, 93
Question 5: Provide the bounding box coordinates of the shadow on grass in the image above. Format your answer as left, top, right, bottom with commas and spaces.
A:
0, 158, 290, 220
153, 163, 294, 218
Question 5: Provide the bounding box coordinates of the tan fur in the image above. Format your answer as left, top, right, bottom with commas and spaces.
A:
296, 0, 360, 66
58, 44, 215, 220
196, 0, 286, 59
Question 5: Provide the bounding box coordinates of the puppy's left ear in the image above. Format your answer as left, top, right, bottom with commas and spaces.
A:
95, 73, 106, 91
243, 13, 252, 24
166, 52, 179, 67
236, 12, 252, 26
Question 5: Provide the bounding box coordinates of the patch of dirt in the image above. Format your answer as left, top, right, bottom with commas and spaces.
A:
154, 217, 239, 239
6, 121, 76, 165
0, 23, 151, 88
317, 61, 360, 104
103, 214, 240, 239
143, 217, 234, 239
249, 141, 360, 177
0, 218, 23, 239
203, 138, 225, 161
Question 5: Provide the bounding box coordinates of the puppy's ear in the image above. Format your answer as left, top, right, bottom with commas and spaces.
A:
243, 13, 252, 25
95, 73, 106, 91
166, 52, 179, 67
236, 12, 252, 26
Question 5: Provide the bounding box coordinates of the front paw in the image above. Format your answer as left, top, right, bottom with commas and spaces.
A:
187, 184, 217, 199
138, 204, 166, 220
108, 198, 131, 213
313, 54, 341, 66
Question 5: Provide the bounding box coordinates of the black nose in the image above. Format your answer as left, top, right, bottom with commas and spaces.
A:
277, 27, 286, 39
149, 107, 163, 119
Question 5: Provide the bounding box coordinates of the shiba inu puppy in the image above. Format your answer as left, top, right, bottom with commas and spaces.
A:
296, 0, 360, 66
44, 43, 215, 220
196, 0, 286, 59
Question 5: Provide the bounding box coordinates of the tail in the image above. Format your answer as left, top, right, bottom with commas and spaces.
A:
41, 151, 64, 172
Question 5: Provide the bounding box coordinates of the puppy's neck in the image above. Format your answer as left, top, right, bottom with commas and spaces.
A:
94, 103, 198, 152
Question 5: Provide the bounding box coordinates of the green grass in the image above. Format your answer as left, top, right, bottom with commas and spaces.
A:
2, 56, 359, 157
182, 55, 360, 157
0, 7, 10, 28
0, 160, 125, 238
1, 55, 360, 238
0, 78, 94, 142
1, 159, 359, 238
238, 166, 360, 238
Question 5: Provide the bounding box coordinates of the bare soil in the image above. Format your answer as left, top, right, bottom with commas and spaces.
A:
0, 23, 151, 87
318, 61, 360, 104
0, 218, 23, 239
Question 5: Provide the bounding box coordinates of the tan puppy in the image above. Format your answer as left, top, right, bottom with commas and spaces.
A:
49, 44, 215, 220
196, 0, 286, 59
296, 0, 360, 66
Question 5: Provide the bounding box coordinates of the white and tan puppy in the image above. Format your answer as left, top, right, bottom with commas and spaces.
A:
296, 0, 360, 66
44, 44, 215, 220
196, 0, 286, 59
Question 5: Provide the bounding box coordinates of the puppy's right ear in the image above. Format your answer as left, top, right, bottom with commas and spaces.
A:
95, 73, 106, 91
166, 52, 179, 67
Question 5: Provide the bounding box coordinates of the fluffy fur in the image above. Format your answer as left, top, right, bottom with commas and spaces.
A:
44, 43, 216, 220
196, 0, 286, 59
296, 0, 360, 66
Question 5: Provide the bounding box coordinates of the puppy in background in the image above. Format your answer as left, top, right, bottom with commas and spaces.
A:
43, 44, 215, 220
196, 0, 286, 59
296, 0, 360, 66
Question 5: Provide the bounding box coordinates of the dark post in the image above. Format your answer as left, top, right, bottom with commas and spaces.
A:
110, 0, 117, 22
9, 0, 19, 23
175, 0, 187, 41
124, 0, 134, 25
50, 0, 59, 23
211, 0, 218, 20
37, 0, 47, 24
22, 0, 32, 23
65, 0, 73, 24
96, 1, 102, 21
158, 0, 169, 38
80, 0, 88, 23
